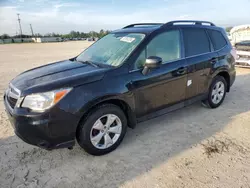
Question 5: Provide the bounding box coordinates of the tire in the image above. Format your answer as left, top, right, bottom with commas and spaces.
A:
202, 76, 227, 108
76, 104, 127, 156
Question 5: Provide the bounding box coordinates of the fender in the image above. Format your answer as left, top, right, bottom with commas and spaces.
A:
208, 66, 231, 91
77, 93, 137, 129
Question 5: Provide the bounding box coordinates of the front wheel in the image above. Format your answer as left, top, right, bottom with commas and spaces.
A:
76, 104, 127, 156
202, 76, 227, 108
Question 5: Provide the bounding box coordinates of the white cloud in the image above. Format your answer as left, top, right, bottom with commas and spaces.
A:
0, 6, 19, 35
54, 2, 79, 9
176, 15, 191, 20
0, 0, 250, 35
34, 0, 50, 2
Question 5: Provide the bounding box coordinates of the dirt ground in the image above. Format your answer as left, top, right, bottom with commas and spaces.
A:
1, 41, 250, 188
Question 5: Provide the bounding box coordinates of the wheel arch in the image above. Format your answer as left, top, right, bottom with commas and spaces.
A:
76, 97, 137, 134
216, 71, 230, 92
211, 67, 231, 92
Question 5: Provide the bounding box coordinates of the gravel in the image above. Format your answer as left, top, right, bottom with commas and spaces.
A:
1, 41, 250, 188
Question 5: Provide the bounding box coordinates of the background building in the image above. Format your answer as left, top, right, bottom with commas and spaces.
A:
32, 37, 62, 43
230, 25, 250, 45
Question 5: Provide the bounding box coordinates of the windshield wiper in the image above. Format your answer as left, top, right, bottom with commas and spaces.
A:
77, 60, 99, 68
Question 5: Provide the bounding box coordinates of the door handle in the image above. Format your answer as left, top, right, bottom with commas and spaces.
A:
176, 67, 187, 75
210, 57, 218, 64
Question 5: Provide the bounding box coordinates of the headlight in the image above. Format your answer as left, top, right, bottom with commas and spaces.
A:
22, 88, 72, 111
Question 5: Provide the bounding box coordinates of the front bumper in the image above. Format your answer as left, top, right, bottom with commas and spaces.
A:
236, 50, 250, 67
236, 59, 250, 66
4, 94, 79, 150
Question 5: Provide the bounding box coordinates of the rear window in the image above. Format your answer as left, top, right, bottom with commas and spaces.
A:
208, 30, 227, 50
183, 28, 210, 57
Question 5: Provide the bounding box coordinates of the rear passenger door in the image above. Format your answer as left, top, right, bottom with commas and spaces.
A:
182, 28, 217, 99
205, 29, 229, 83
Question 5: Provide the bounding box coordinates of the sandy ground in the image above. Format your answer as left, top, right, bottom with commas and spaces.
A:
1, 41, 250, 188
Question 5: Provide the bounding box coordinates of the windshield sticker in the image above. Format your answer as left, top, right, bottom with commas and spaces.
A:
120, 37, 135, 43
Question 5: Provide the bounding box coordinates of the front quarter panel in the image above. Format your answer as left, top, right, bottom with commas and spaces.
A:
62, 66, 135, 118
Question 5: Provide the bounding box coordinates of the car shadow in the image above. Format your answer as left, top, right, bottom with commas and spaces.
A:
0, 72, 250, 188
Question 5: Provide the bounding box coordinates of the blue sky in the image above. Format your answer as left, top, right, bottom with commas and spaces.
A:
0, 0, 250, 35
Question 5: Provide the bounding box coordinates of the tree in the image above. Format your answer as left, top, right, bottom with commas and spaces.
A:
70, 30, 77, 38
99, 29, 105, 38
80, 32, 87, 38
0, 34, 10, 39
225, 26, 233, 33
44, 33, 52, 37
76, 31, 80, 37
34, 33, 42, 37
1, 29, 112, 40
89, 31, 98, 38
51, 32, 60, 37
60, 29, 111, 39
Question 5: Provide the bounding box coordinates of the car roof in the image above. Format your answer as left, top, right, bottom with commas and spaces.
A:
112, 20, 223, 35
112, 25, 162, 35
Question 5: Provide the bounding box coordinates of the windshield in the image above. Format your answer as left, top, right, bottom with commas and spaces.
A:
76, 33, 145, 67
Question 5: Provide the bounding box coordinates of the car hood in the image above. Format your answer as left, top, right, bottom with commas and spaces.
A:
236, 41, 250, 52
237, 40, 250, 45
10, 60, 110, 96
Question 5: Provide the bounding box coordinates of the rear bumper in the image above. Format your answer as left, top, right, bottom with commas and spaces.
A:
4, 94, 79, 150
230, 69, 236, 88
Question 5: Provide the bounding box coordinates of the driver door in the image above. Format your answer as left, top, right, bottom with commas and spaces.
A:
129, 30, 187, 117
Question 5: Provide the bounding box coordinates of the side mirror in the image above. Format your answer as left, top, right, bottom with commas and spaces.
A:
142, 56, 162, 75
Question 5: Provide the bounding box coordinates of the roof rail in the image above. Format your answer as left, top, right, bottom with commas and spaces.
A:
164, 20, 216, 26
123, 23, 163, 29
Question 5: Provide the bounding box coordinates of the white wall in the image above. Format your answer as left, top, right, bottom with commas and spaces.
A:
34, 37, 62, 43
0, 38, 34, 44
0, 37, 62, 44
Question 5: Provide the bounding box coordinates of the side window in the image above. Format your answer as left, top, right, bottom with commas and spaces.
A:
135, 49, 146, 69
183, 28, 210, 57
135, 30, 181, 69
208, 30, 227, 50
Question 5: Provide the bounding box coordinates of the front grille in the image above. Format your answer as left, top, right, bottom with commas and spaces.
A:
236, 45, 250, 51
238, 55, 250, 59
6, 84, 20, 109
7, 96, 17, 108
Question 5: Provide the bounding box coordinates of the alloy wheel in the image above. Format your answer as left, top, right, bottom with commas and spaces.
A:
90, 114, 122, 149
211, 81, 225, 104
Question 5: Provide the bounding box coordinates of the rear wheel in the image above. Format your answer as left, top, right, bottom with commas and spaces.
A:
202, 76, 227, 108
76, 104, 127, 155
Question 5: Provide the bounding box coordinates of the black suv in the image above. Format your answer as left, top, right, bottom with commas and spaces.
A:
4, 20, 236, 155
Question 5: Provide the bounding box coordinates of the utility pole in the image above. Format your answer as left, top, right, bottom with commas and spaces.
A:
17, 13, 23, 39
30, 24, 34, 37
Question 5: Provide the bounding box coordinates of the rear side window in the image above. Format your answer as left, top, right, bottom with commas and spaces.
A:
183, 28, 210, 57
208, 30, 227, 50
